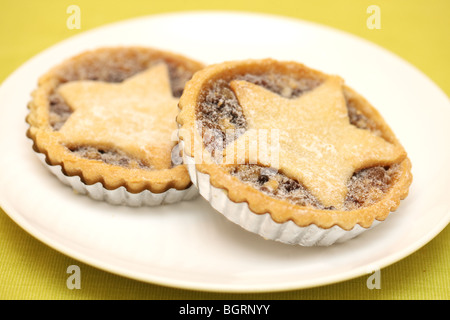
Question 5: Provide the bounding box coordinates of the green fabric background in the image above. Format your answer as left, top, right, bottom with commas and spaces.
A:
1, 0, 449, 299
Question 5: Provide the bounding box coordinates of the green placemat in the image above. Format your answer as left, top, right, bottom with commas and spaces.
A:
1, 0, 449, 300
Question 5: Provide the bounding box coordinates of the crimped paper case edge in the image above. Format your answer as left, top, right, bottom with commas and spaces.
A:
36, 151, 199, 207
181, 141, 382, 246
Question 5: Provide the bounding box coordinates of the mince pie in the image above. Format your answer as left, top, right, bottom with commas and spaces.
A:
177, 59, 412, 245
26, 46, 204, 206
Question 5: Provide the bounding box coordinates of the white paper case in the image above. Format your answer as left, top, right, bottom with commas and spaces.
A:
36, 152, 199, 206
182, 151, 383, 246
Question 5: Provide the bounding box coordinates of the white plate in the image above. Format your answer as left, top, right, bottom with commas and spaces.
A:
0, 11, 449, 293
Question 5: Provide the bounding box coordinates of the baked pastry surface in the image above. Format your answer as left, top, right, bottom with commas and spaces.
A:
27, 46, 204, 194
178, 59, 412, 230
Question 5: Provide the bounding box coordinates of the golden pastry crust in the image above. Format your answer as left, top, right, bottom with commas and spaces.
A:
27, 46, 204, 194
177, 59, 412, 230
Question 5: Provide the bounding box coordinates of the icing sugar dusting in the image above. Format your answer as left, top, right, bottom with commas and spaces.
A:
57, 63, 179, 170
222, 78, 404, 209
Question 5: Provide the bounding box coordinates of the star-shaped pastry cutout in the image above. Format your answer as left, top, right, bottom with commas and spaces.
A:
56, 63, 179, 170
224, 77, 406, 209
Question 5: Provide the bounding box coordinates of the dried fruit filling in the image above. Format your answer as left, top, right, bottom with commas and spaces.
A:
48, 50, 196, 169
197, 72, 401, 210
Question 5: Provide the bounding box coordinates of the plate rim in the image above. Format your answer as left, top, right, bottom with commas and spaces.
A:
0, 10, 449, 293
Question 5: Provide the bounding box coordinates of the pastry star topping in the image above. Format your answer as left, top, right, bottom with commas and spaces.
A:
224, 77, 406, 209
57, 63, 179, 170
